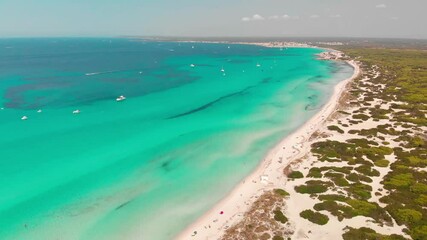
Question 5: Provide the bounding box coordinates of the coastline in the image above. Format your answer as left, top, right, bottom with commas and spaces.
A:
176, 52, 360, 239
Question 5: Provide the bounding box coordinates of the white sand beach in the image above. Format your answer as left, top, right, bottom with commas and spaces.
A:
176, 54, 361, 240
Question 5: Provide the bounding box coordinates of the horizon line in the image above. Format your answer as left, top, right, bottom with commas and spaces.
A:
0, 35, 426, 41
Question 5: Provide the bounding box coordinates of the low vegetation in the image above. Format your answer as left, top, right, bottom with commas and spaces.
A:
294, 48, 427, 239
223, 45, 427, 240
274, 188, 290, 197
287, 171, 304, 179
294, 180, 332, 194
342, 227, 407, 240
299, 209, 329, 225
327, 125, 345, 134
274, 209, 288, 224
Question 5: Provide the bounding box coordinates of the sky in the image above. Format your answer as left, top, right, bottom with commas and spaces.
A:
0, 0, 426, 39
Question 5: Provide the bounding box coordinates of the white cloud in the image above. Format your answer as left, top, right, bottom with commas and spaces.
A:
330, 14, 341, 18
241, 14, 296, 22
252, 14, 265, 21
310, 14, 320, 19
242, 13, 295, 22
376, 4, 387, 8
242, 14, 265, 22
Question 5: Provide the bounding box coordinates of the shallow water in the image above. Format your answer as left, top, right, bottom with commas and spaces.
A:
0, 38, 353, 239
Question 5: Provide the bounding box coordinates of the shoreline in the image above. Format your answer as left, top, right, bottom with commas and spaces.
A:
176, 51, 361, 239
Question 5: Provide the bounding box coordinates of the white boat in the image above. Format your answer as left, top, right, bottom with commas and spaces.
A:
190, 64, 195, 68
220, 67, 225, 72
72, 110, 80, 114
21, 116, 28, 120
37, 109, 42, 113
116, 95, 126, 102
191, 46, 195, 49
227, 46, 230, 49
256, 63, 261, 67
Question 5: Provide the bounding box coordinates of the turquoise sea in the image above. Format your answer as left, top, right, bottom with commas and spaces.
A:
0, 38, 353, 239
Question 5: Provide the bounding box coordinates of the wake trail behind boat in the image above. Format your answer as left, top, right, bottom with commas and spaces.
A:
85, 69, 144, 76
85, 71, 116, 76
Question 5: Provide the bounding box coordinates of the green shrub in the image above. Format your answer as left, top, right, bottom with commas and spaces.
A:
374, 159, 390, 167
288, 171, 304, 179
346, 199, 377, 216
314, 200, 353, 221
348, 183, 372, 200
355, 165, 380, 177
295, 181, 331, 194
334, 177, 350, 187
407, 156, 426, 166
415, 194, 427, 205
307, 167, 322, 178
318, 194, 347, 202
327, 125, 345, 134
411, 225, 427, 240
342, 227, 406, 240
299, 209, 329, 225
295, 185, 328, 194
320, 166, 353, 174
346, 172, 373, 183
353, 114, 370, 121
274, 189, 290, 197
409, 136, 425, 148
346, 173, 359, 182
385, 173, 414, 188
347, 138, 378, 147
324, 172, 344, 179
395, 209, 423, 224
273, 209, 288, 224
